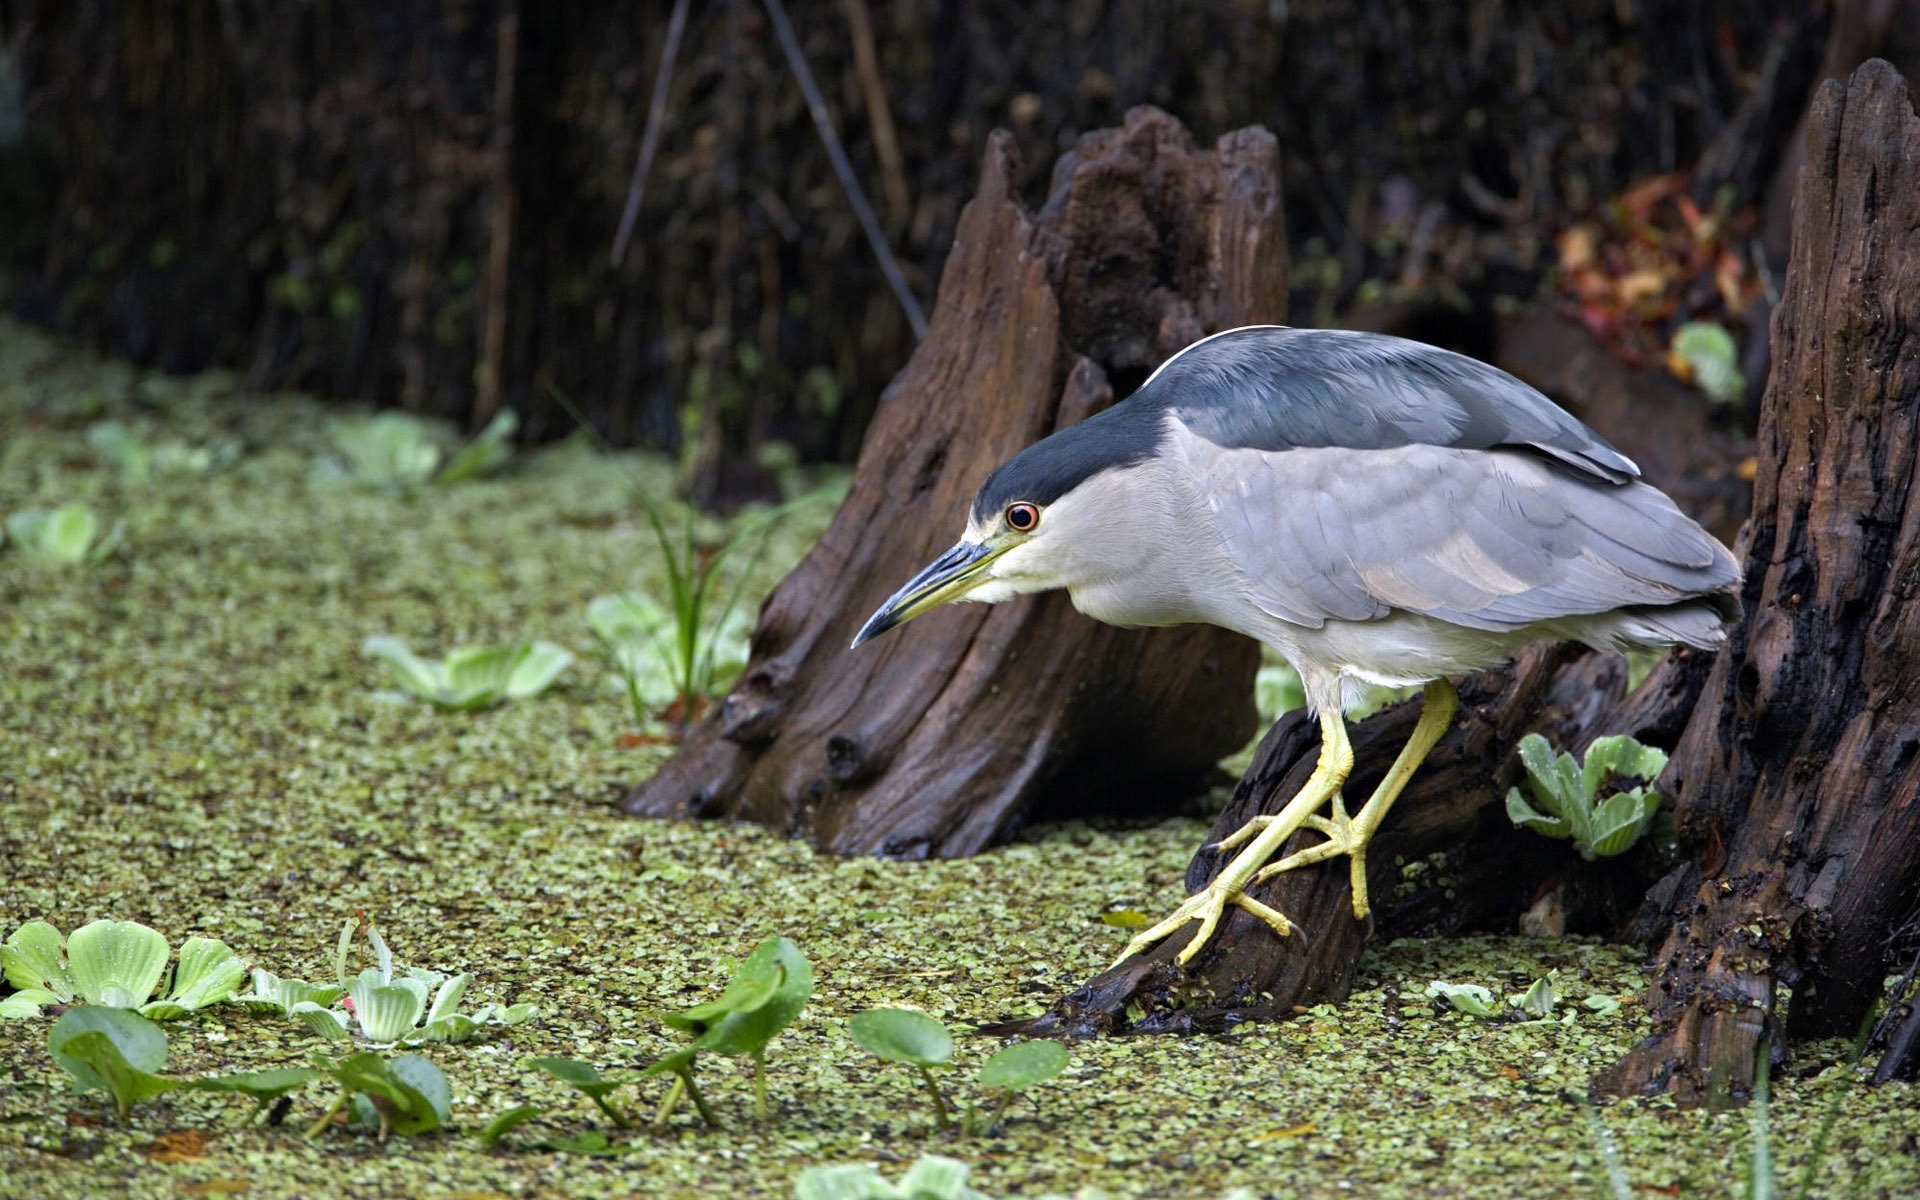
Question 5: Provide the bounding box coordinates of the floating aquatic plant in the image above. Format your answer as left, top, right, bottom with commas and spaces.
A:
652, 935, 814, 1125
4, 502, 124, 566
47, 1006, 320, 1125
364, 636, 573, 710
307, 1050, 452, 1140
794, 1155, 989, 1200
848, 1008, 1068, 1137
1504, 733, 1669, 861
291, 920, 534, 1046
1, 919, 245, 1019
319, 409, 517, 493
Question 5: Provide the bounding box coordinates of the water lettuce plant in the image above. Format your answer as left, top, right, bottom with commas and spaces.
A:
235, 967, 345, 1016
364, 636, 573, 710
1426, 976, 1567, 1022
848, 1008, 1068, 1137
87, 420, 236, 482
292, 920, 534, 1045
654, 935, 813, 1124
1504, 733, 1669, 860
1, 919, 246, 1019
1669, 320, 1745, 407
320, 409, 517, 493
4, 502, 124, 565
795, 1155, 989, 1200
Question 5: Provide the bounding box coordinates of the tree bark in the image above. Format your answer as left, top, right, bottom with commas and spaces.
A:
1603, 59, 1920, 1104
625, 108, 1282, 857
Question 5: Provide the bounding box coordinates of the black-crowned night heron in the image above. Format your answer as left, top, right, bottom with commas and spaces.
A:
851, 326, 1739, 966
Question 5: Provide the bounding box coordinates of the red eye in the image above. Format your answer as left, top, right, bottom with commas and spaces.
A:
1005, 502, 1040, 532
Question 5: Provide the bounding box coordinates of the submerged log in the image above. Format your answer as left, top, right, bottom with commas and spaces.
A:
626, 108, 1281, 856
1603, 60, 1920, 1103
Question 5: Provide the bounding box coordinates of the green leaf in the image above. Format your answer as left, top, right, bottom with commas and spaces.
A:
664, 948, 785, 1031
529, 1056, 626, 1101
1503, 786, 1569, 839
1582, 735, 1669, 802
238, 969, 343, 1015
976, 1040, 1068, 1090
637, 1046, 699, 1079
684, 937, 813, 1058
142, 936, 246, 1017
48, 1007, 175, 1121
363, 637, 448, 702
348, 969, 429, 1043
1511, 976, 1558, 1019
441, 645, 524, 708
51, 1029, 178, 1121
436, 409, 518, 485
1425, 981, 1498, 1019
1586, 789, 1661, 860
2, 920, 75, 1000
423, 973, 471, 1028
326, 412, 444, 492
184, 1067, 323, 1105
291, 1000, 350, 1040
794, 1164, 902, 1200
0, 993, 46, 1019
387, 1054, 452, 1133
897, 1156, 986, 1200
1671, 321, 1745, 407
504, 642, 572, 700
332, 1051, 448, 1136
848, 1008, 954, 1068
66, 920, 169, 1009
478, 1103, 545, 1148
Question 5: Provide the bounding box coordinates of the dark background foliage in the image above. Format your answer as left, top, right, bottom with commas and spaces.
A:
0, 0, 1824, 498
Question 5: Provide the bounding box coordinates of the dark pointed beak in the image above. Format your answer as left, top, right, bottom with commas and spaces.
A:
850, 539, 1007, 648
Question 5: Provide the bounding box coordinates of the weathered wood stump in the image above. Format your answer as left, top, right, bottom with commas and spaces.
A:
1603, 59, 1920, 1102
626, 108, 1281, 856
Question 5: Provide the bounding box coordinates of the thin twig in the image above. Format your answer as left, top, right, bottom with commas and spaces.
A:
761, 0, 927, 339
611, 0, 692, 268
840, 0, 911, 224
477, 9, 520, 426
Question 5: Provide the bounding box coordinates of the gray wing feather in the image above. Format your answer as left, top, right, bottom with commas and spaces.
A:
1148, 327, 1638, 484
1200, 443, 1736, 632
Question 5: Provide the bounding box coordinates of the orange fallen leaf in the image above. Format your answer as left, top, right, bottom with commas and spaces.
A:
140, 1129, 208, 1163
617, 731, 675, 749
182, 1181, 250, 1196
1499, 1066, 1520, 1080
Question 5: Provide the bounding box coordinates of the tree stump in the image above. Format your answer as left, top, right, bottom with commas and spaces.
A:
625, 108, 1281, 857
1602, 59, 1920, 1103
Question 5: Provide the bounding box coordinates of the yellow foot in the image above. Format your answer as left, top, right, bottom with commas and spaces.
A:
1112, 878, 1297, 968
1248, 792, 1374, 919
1210, 808, 1344, 853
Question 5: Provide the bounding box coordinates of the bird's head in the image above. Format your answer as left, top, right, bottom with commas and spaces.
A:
850, 402, 1165, 648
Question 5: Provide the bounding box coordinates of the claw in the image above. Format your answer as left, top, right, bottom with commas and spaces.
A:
1111, 881, 1298, 968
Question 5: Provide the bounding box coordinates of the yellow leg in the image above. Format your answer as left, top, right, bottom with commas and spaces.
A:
1250, 679, 1458, 918
1113, 708, 1354, 967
